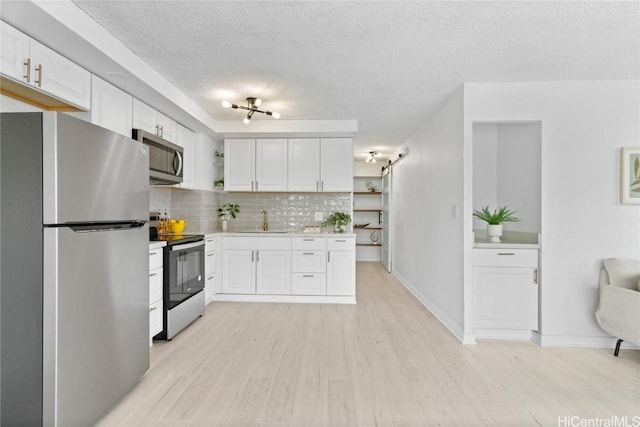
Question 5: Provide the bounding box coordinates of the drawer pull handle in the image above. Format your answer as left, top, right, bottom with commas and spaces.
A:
497, 253, 515, 256
303, 239, 315, 241
303, 275, 314, 278
149, 306, 157, 312
207, 277, 214, 281
149, 251, 157, 256
303, 252, 314, 255
335, 240, 347, 242
207, 253, 215, 257
149, 272, 157, 277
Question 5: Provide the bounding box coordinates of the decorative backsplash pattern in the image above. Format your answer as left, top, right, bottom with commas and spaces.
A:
149, 188, 352, 234
218, 193, 353, 233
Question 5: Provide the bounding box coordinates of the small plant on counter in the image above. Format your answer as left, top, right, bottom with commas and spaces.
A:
366, 181, 379, 192
214, 150, 224, 166
322, 211, 352, 233
472, 205, 520, 225
217, 203, 240, 220
213, 178, 224, 187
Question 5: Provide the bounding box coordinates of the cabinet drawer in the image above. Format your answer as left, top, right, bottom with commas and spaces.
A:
205, 250, 216, 275
292, 273, 326, 296
149, 267, 163, 304
149, 300, 163, 338
205, 237, 216, 251
472, 249, 537, 268
291, 237, 326, 250
149, 248, 163, 270
327, 237, 355, 251
292, 251, 326, 273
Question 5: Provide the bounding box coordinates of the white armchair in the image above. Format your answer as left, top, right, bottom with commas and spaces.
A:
595, 258, 640, 356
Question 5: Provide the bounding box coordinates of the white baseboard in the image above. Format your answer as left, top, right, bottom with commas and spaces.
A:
212, 294, 356, 304
533, 332, 640, 349
475, 329, 533, 340
392, 271, 465, 343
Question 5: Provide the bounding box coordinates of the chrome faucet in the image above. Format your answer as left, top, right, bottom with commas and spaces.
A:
260, 209, 269, 231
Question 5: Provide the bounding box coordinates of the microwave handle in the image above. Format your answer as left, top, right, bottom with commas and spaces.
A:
173, 151, 183, 176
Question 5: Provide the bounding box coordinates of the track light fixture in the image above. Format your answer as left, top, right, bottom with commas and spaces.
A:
222, 97, 280, 124
365, 151, 378, 163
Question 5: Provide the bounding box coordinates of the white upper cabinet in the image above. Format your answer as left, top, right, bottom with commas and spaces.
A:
1, 21, 29, 81
1, 21, 91, 110
176, 124, 196, 189
255, 138, 288, 191
288, 138, 321, 191
224, 139, 255, 191
320, 138, 353, 192
226, 137, 353, 192
89, 75, 132, 137
132, 99, 176, 142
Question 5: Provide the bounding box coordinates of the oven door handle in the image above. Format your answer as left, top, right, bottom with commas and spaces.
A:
171, 241, 204, 251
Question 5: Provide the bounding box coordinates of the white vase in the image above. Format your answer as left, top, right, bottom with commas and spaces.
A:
487, 224, 503, 243
221, 219, 228, 232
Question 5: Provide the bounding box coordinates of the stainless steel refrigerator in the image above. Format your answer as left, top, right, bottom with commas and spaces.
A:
1, 112, 150, 426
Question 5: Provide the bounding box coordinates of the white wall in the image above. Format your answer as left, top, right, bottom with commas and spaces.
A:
472, 122, 541, 233
496, 123, 541, 233
392, 87, 466, 340
354, 160, 382, 177
464, 80, 640, 345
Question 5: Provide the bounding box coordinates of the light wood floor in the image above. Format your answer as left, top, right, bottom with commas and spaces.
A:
98, 262, 640, 427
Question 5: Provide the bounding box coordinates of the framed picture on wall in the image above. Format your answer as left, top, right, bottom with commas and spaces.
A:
620, 147, 640, 205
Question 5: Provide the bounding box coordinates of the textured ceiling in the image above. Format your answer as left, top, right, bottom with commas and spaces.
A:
73, 1, 639, 158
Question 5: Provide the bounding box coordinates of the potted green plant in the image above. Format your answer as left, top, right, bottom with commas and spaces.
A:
323, 211, 352, 233
473, 205, 520, 243
217, 203, 239, 232
214, 150, 224, 166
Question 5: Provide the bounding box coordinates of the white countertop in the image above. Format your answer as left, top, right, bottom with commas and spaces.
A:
473, 229, 540, 249
149, 241, 167, 250
213, 232, 357, 238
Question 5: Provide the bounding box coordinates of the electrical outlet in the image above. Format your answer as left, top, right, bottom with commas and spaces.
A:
314, 212, 324, 221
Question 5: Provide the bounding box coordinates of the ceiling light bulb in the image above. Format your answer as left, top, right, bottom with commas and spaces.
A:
243, 116, 251, 124
371, 158, 376, 163
254, 98, 262, 107
272, 112, 280, 119
222, 100, 232, 108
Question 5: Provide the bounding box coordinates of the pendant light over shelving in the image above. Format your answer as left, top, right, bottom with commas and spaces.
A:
365, 151, 378, 163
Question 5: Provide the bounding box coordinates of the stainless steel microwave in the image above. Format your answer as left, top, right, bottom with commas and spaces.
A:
132, 129, 183, 185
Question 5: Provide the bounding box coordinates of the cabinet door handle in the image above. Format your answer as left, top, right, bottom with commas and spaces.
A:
149, 251, 158, 256
149, 272, 157, 277
155, 124, 160, 136
327, 251, 331, 263
497, 253, 515, 256
533, 268, 538, 284
207, 276, 214, 281
256, 181, 259, 191
251, 181, 254, 191
321, 180, 324, 191
316, 181, 319, 192
35, 64, 42, 87
256, 251, 260, 262
251, 251, 254, 262
149, 306, 157, 312
160, 125, 164, 138
23, 58, 31, 82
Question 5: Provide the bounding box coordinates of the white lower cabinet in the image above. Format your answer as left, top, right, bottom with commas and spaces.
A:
256, 250, 291, 295
472, 249, 539, 334
149, 244, 164, 345
204, 236, 216, 304
220, 236, 355, 300
222, 250, 255, 294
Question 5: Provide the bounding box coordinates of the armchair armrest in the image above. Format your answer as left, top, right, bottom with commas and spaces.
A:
595, 283, 640, 346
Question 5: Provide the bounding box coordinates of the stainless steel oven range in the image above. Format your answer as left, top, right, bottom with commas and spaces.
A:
153, 234, 205, 340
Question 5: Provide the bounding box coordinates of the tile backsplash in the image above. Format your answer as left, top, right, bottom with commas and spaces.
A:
219, 193, 352, 232
149, 188, 352, 233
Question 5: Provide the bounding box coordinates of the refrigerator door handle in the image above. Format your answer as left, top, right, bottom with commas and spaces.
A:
66, 221, 146, 233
